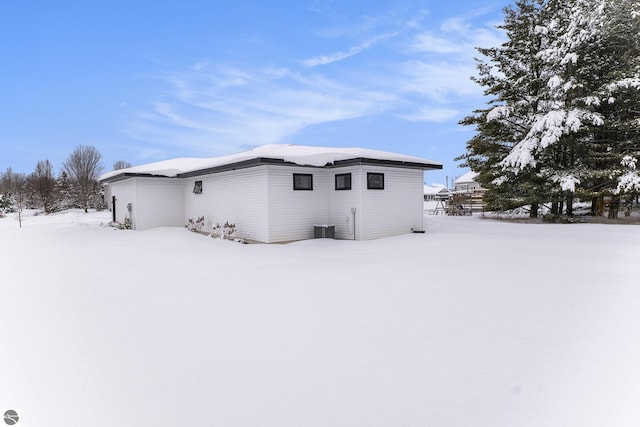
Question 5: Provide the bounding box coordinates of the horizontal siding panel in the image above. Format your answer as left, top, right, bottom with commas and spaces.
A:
136, 178, 184, 230
184, 167, 269, 242
360, 167, 424, 240
110, 178, 137, 228
267, 165, 330, 243
328, 166, 362, 240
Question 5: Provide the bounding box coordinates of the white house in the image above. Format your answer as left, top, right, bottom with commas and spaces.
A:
452, 170, 486, 213
423, 185, 451, 201
453, 171, 481, 192
99, 144, 442, 243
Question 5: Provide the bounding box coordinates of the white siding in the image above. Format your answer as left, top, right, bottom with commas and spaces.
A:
103, 184, 113, 211
359, 167, 424, 240
328, 166, 362, 240
266, 165, 330, 243
184, 167, 269, 242
108, 177, 184, 230
107, 163, 426, 241
110, 178, 138, 228
135, 178, 184, 230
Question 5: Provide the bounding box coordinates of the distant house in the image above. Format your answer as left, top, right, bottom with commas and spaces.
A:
100, 144, 442, 243
453, 171, 482, 192
452, 171, 486, 212
423, 185, 451, 201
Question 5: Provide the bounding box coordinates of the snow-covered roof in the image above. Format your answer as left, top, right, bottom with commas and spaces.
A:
100, 144, 442, 182
453, 171, 478, 184
424, 185, 450, 195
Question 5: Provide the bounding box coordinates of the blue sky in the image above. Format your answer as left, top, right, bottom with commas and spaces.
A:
1, 0, 506, 186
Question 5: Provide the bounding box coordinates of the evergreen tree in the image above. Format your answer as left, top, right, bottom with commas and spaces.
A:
460, 0, 640, 217
53, 171, 76, 212
458, 0, 551, 216
0, 168, 17, 213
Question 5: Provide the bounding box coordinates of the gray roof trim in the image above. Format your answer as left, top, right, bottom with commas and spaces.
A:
331, 158, 442, 170
177, 158, 285, 178
100, 156, 442, 183
100, 173, 178, 184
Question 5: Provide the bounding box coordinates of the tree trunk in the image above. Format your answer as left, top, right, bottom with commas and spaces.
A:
608, 196, 620, 219
595, 196, 605, 216
530, 203, 539, 218
624, 196, 632, 217
566, 192, 574, 216
551, 200, 559, 215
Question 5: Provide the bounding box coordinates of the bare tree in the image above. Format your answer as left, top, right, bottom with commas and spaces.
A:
62, 145, 103, 213
0, 167, 13, 195
113, 160, 132, 170
28, 160, 57, 213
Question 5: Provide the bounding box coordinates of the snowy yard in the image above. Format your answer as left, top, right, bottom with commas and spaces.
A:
1, 210, 639, 426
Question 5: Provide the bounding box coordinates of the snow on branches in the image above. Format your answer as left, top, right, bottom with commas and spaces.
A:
461, 0, 639, 216
500, 109, 604, 169
555, 174, 581, 192
617, 155, 640, 194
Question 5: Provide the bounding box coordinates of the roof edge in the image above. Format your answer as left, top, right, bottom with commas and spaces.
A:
100, 156, 443, 183
99, 173, 177, 184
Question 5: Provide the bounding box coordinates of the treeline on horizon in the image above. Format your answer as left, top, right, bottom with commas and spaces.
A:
0, 145, 131, 222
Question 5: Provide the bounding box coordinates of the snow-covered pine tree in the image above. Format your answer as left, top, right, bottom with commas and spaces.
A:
461, 0, 640, 217
0, 169, 14, 213
0, 193, 12, 214
520, 0, 610, 215
53, 171, 76, 212
458, 0, 552, 216
594, 0, 640, 217
532, 0, 640, 217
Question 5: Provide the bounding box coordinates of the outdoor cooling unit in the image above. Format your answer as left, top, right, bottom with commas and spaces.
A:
313, 224, 335, 239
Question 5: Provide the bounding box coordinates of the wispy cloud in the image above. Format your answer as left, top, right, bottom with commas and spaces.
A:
406, 10, 505, 58
126, 65, 397, 156
400, 60, 480, 101
398, 107, 460, 123
407, 33, 466, 54
392, 7, 505, 119
126, 6, 505, 155
301, 32, 396, 67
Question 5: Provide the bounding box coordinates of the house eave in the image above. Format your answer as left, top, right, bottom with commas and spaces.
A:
99, 173, 177, 185
331, 158, 442, 170
178, 157, 442, 178
100, 156, 443, 183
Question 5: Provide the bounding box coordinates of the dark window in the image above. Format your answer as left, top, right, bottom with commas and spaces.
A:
335, 173, 352, 190
367, 173, 384, 190
193, 180, 203, 194
293, 173, 313, 190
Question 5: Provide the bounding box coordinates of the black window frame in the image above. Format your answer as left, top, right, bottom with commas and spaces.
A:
193, 180, 203, 194
367, 172, 385, 190
335, 173, 352, 191
293, 173, 313, 191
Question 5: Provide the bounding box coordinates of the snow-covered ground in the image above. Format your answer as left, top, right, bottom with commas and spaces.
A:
1, 210, 639, 426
